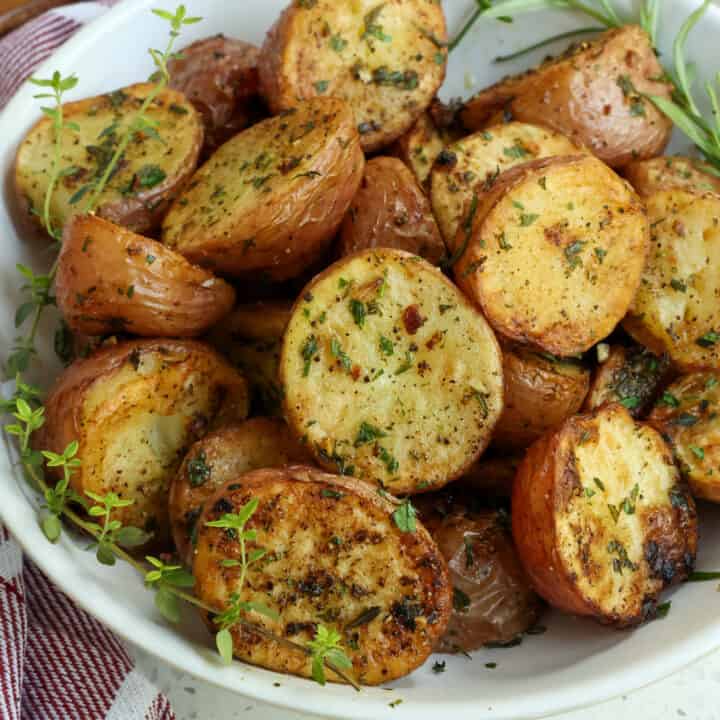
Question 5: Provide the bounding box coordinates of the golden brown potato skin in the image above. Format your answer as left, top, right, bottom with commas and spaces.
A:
193, 465, 451, 684
169, 35, 264, 155
55, 215, 235, 337
623, 156, 720, 197
512, 404, 697, 627
493, 346, 590, 451
35, 340, 249, 546
339, 157, 446, 264
460, 26, 672, 168
169, 418, 313, 565
213, 300, 292, 341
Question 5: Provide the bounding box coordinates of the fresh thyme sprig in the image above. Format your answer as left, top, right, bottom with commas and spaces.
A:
307, 626, 354, 685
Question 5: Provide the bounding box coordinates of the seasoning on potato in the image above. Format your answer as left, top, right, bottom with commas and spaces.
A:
623, 155, 720, 197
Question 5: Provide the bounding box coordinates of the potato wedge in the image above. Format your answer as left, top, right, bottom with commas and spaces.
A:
453, 154, 648, 356
431, 122, 584, 245
459, 26, 672, 168
512, 404, 697, 627
648, 372, 720, 502
493, 344, 590, 451
169, 35, 265, 155
623, 190, 720, 371
193, 465, 451, 684
162, 97, 364, 281
281, 248, 504, 495
169, 418, 312, 565
258, 0, 447, 152
14, 83, 203, 236
623, 156, 720, 197
339, 157, 446, 264
35, 340, 249, 546
55, 214, 235, 337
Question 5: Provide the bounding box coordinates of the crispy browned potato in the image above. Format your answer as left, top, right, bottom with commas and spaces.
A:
55, 214, 235, 337
162, 98, 364, 281
493, 345, 590, 451
258, 0, 448, 152
512, 404, 697, 627
453, 155, 648, 356
14, 83, 204, 236
216, 300, 292, 341
338, 157, 446, 264
584, 345, 671, 417
459, 26, 672, 168
35, 340, 249, 546
280, 249, 504, 495
623, 156, 720, 197
193, 465, 451, 684
648, 372, 720, 502
623, 190, 720, 371
169, 35, 265, 155
169, 418, 312, 565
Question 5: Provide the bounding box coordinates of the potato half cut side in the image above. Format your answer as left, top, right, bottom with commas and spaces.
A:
459, 26, 672, 168
280, 249, 504, 495
258, 0, 447, 152
623, 190, 720, 371
453, 154, 648, 356
35, 340, 249, 546
648, 372, 720, 502
14, 83, 204, 236
169, 418, 312, 565
193, 465, 451, 684
431, 122, 584, 245
512, 404, 697, 627
339, 157, 446, 264
162, 97, 364, 281
493, 344, 590, 451
623, 156, 720, 197
55, 214, 235, 337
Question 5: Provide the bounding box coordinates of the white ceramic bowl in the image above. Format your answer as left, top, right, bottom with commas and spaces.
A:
2, 1, 720, 718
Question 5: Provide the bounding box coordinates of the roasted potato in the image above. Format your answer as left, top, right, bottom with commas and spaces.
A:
453, 154, 648, 356
493, 345, 590, 451
193, 465, 451, 684
169, 35, 265, 155
258, 0, 448, 152
459, 454, 520, 498
623, 155, 720, 197
623, 190, 720, 371
35, 340, 249, 546
162, 97, 364, 281
169, 418, 312, 565
338, 157, 446, 264
55, 214, 235, 337
214, 300, 292, 341
512, 404, 697, 627
459, 26, 672, 168
280, 248, 504, 495
648, 372, 720, 502
584, 345, 671, 417
14, 83, 204, 236
431, 122, 584, 245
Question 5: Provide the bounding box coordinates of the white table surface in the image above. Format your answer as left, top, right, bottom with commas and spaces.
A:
130, 643, 720, 720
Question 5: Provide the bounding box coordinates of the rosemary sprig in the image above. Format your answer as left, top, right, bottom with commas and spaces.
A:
494, 26, 602, 62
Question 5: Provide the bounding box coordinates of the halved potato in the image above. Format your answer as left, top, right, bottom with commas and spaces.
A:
623, 190, 720, 371
35, 340, 249, 546
512, 404, 697, 627
169, 418, 312, 565
339, 157, 446, 264
14, 83, 204, 236
453, 154, 648, 356
623, 155, 720, 197
459, 26, 672, 168
431, 122, 584, 245
258, 0, 448, 152
162, 97, 364, 281
193, 465, 451, 684
55, 214, 235, 337
493, 344, 590, 451
648, 372, 720, 502
281, 248, 504, 495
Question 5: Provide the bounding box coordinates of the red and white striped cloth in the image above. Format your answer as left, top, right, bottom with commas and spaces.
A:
0, 3, 176, 718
